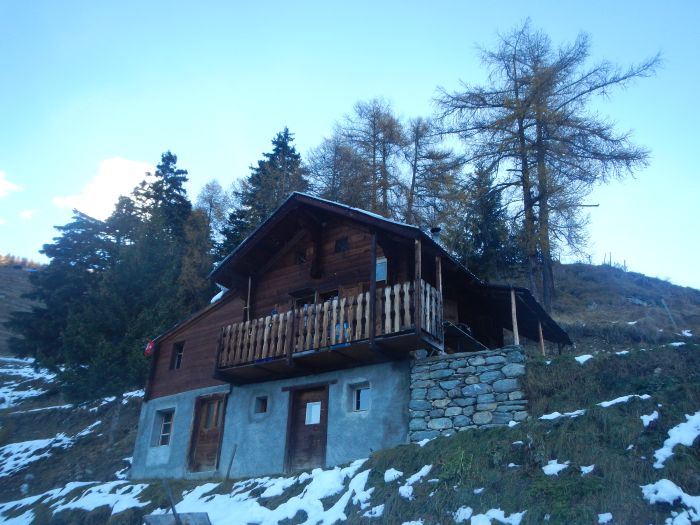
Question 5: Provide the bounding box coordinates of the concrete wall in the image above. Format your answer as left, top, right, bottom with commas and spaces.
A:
408, 346, 528, 442
130, 360, 410, 480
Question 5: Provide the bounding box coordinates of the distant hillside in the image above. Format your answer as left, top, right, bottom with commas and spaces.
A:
0, 266, 40, 356
551, 264, 700, 352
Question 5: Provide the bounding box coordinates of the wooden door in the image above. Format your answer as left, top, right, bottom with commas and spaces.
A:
286, 386, 329, 472
189, 395, 226, 472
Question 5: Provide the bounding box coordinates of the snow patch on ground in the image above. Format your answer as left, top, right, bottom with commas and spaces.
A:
542, 460, 570, 476
598, 512, 613, 523
398, 465, 432, 500
0, 421, 102, 477
363, 503, 384, 518
453, 505, 473, 522
384, 468, 403, 483
597, 394, 651, 408
681, 330, 693, 337
669, 342, 686, 347
469, 508, 526, 524
580, 465, 595, 475
653, 410, 700, 469
641, 410, 659, 428
540, 409, 585, 420
641, 479, 700, 522
575, 354, 594, 364
615, 350, 630, 355
121, 389, 144, 404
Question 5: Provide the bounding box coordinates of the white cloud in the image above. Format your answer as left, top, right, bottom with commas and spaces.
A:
52, 157, 155, 220
0, 218, 6, 225
19, 209, 39, 220
0, 171, 22, 198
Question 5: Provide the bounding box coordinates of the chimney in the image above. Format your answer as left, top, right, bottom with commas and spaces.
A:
430, 226, 442, 242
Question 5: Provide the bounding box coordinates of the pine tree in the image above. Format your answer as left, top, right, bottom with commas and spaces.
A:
217, 128, 308, 257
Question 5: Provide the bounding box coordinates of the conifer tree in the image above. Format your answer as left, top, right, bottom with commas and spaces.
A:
217, 128, 308, 255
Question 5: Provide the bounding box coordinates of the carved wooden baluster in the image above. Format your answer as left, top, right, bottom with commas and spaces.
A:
347, 296, 356, 343
392, 283, 400, 332
260, 316, 269, 358
239, 320, 249, 363
328, 298, 336, 343
338, 297, 346, 342
383, 286, 391, 335
225, 324, 236, 366
355, 293, 364, 340
423, 283, 430, 334
250, 319, 260, 362
400, 282, 408, 329
280, 310, 294, 355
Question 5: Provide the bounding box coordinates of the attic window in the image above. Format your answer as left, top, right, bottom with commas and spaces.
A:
170, 342, 185, 370
334, 237, 349, 253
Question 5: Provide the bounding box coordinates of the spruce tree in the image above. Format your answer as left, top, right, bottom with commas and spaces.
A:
217, 128, 308, 257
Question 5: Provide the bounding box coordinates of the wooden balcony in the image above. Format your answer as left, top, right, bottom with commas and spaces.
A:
215, 279, 443, 384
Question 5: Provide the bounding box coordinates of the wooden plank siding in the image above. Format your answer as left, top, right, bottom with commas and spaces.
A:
250, 222, 394, 319
148, 294, 245, 399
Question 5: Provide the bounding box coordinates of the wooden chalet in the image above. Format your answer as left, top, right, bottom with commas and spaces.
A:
145, 192, 570, 400
133, 192, 571, 479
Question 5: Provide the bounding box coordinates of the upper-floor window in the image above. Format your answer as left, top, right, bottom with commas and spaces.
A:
170, 341, 185, 370
376, 257, 387, 282
334, 237, 349, 253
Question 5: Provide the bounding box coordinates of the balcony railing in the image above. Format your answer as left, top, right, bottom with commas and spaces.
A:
216, 279, 442, 369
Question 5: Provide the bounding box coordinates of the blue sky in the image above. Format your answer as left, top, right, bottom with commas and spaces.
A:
1, 1, 698, 289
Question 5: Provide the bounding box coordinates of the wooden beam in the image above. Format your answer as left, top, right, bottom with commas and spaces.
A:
253, 230, 306, 278
510, 287, 520, 346
435, 256, 442, 295
369, 232, 377, 349
538, 321, 546, 356
246, 276, 252, 322
414, 239, 422, 335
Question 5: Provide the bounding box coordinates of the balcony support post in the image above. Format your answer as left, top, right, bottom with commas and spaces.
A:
414, 239, 422, 335
369, 231, 377, 349
511, 287, 520, 346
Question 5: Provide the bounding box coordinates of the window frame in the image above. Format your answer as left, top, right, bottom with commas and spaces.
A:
376, 257, 388, 282
350, 382, 371, 412
254, 395, 269, 414
153, 409, 175, 447
170, 341, 185, 370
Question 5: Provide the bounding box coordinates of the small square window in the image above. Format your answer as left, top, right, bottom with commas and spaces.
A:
254, 396, 268, 414
154, 410, 174, 446
170, 341, 185, 370
376, 257, 387, 282
334, 237, 349, 253
353, 386, 370, 411
305, 401, 321, 425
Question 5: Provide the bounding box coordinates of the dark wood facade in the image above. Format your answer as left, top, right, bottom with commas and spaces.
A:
146, 193, 571, 400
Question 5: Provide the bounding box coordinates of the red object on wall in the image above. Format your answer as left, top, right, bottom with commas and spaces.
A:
144, 340, 155, 357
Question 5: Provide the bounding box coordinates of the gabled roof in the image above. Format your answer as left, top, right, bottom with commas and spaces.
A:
210, 192, 483, 289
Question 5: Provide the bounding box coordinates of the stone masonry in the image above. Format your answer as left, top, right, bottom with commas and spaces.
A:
408, 345, 528, 442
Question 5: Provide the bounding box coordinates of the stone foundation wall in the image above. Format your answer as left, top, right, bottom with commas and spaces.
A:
408, 346, 528, 442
